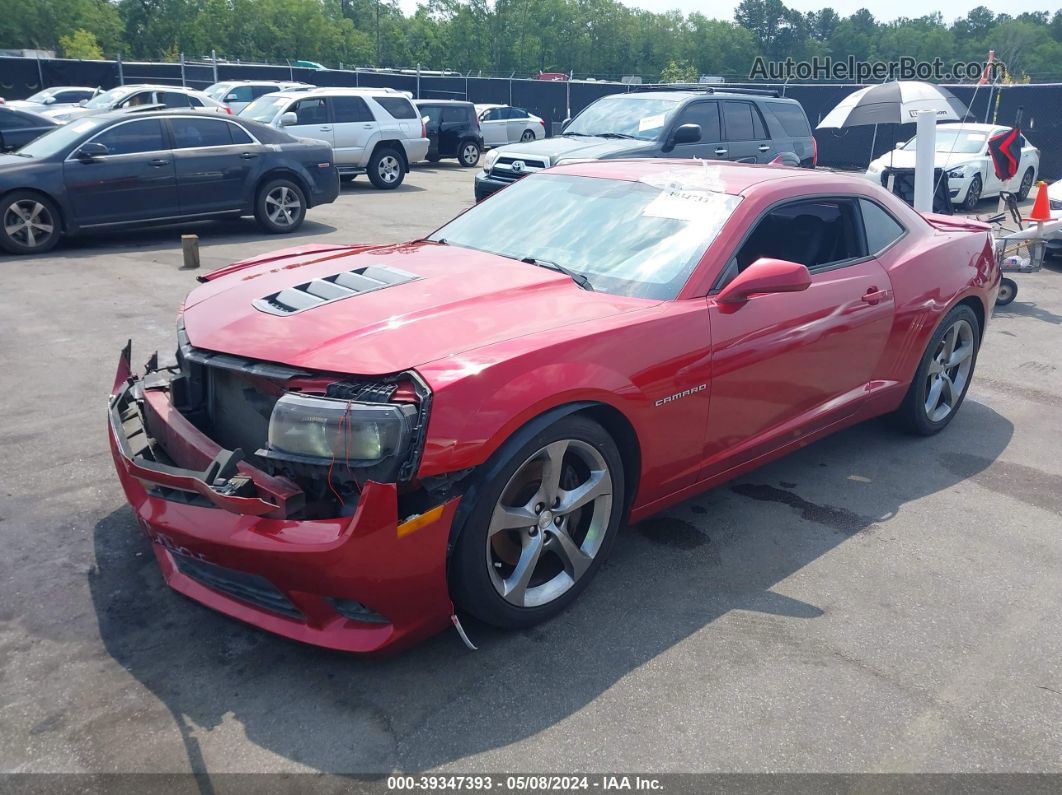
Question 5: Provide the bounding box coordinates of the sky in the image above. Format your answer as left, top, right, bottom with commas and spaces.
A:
395, 0, 1054, 24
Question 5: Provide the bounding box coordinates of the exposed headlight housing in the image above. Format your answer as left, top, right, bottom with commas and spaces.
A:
260, 392, 420, 483
946, 165, 971, 179
482, 148, 501, 172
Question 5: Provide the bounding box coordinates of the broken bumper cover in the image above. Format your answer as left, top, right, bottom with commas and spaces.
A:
107, 346, 458, 655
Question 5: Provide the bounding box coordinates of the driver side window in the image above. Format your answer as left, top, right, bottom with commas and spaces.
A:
734, 199, 865, 273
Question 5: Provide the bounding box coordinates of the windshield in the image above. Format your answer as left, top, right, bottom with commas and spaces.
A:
204, 84, 231, 100
564, 97, 678, 141
84, 87, 132, 110
427, 173, 740, 300
25, 90, 57, 103
240, 95, 288, 122
902, 129, 987, 155
17, 118, 103, 158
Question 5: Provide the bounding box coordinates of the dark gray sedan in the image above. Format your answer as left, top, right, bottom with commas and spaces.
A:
0, 110, 340, 254
0, 107, 59, 153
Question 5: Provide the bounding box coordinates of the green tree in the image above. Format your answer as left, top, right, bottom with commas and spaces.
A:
658, 59, 698, 83
59, 28, 104, 58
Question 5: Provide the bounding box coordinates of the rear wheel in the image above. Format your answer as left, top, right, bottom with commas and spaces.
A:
0, 191, 61, 254
367, 147, 405, 189
451, 415, 624, 629
520, 129, 536, 142
996, 278, 1017, 306
892, 305, 980, 435
458, 139, 481, 168
339, 174, 356, 183
1016, 168, 1035, 201
254, 178, 306, 233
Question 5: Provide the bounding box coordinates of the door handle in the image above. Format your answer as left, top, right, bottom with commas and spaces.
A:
319, 126, 332, 131
149, 158, 169, 167
240, 152, 258, 159
715, 148, 727, 155
758, 144, 770, 151
362, 124, 374, 129
861, 287, 890, 305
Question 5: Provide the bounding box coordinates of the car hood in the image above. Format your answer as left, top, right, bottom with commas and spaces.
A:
181, 242, 652, 375
41, 106, 94, 121
869, 149, 981, 171
496, 135, 655, 164
0, 154, 46, 176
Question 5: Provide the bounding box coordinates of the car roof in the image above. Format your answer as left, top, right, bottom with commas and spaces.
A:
548, 158, 868, 196
213, 80, 309, 86
414, 99, 473, 105
935, 122, 1005, 134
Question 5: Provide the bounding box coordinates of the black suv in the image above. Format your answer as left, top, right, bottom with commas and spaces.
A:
475, 87, 817, 201
415, 100, 483, 167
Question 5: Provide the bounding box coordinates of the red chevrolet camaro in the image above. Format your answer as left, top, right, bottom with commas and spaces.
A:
109, 160, 999, 654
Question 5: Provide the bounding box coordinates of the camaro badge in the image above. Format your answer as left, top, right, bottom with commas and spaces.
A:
655, 384, 707, 407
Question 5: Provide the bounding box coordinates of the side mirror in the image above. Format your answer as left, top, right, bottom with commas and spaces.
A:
894, 141, 905, 149
75, 142, 109, 161
716, 257, 811, 305
664, 123, 701, 152
225, 93, 239, 102
561, 117, 571, 130
43, 96, 56, 105
279, 111, 298, 126
77, 99, 88, 107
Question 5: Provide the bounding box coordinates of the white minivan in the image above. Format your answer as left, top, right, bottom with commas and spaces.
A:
239, 87, 429, 189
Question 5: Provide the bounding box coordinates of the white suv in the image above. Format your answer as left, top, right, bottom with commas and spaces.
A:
239, 87, 429, 189
204, 80, 313, 113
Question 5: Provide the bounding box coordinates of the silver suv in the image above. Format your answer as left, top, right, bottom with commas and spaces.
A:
475, 88, 816, 201
240, 87, 429, 189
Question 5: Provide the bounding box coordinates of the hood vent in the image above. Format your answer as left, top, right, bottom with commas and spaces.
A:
253, 265, 419, 316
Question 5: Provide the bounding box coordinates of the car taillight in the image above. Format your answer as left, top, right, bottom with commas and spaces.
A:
223, 105, 232, 115
811, 135, 818, 168
421, 118, 427, 138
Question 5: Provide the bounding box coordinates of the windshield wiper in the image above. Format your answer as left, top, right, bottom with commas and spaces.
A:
561, 131, 594, 137
590, 132, 638, 139
520, 257, 593, 291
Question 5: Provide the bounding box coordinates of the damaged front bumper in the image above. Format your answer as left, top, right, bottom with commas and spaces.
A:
108, 344, 459, 654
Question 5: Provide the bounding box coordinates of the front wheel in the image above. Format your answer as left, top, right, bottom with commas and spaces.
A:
891, 304, 980, 435
254, 178, 306, 233
996, 278, 1017, 306
0, 191, 61, 254
451, 415, 624, 629
1016, 168, 1035, 201
367, 147, 405, 189
458, 139, 481, 168
962, 174, 982, 211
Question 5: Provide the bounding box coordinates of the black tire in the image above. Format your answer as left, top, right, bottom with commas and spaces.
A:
425, 154, 441, 163
0, 190, 61, 254
367, 146, 405, 189
1016, 168, 1035, 202
891, 304, 980, 436
450, 415, 625, 629
962, 175, 982, 211
339, 174, 356, 183
520, 129, 536, 142
996, 278, 1017, 306
457, 139, 481, 168
254, 178, 306, 234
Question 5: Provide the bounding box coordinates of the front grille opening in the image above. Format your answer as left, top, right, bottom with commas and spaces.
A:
173, 555, 302, 620
329, 598, 389, 625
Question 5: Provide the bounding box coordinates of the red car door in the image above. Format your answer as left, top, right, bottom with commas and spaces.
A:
701, 197, 895, 477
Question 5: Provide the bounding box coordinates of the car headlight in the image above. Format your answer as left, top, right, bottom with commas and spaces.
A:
265, 393, 417, 466
867, 161, 883, 174
946, 166, 968, 179
482, 149, 501, 172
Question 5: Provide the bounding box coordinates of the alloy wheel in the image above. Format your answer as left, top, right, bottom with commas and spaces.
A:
924, 318, 975, 423
265, 186, 301, 227
1019, 169, 1034, 200
521, 130, 535, 142
486, 438, 613, 608
377, 155, 401, 183
4, 200, 54, 249
461, 143, 479, 165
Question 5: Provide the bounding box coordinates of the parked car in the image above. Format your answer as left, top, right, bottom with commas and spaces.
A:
867, 122, 1040, 211
204, 80, 313, 114
415, 100, 483, 166
474, 88, 816, 201
239, 87, 428, 188
475, 104, 546, 147
5, 86, 98, 113
0, 110, 339, 254
108, 159, 996, 654
41, 85, 230, 122
0, 107, 59, 152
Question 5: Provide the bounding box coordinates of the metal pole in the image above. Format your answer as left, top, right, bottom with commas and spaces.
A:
288, 60, 293, 81
180, 53, 186, 86
211, 49, 218, 83
355, 68, 359, 87
509, 72, 514, 106
869, 124, 878, 162
35, 53, 44, 89
117, 53, 124, 85
416, 64, 421, 98
913, 110, 935, 212
984, 84, 994, 124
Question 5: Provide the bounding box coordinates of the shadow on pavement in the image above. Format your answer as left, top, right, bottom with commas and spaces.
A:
88, 399, 1013, 774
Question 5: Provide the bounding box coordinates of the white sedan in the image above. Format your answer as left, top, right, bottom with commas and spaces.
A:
475, 104, 546, 147
866, 122, 1039, 211
40, 85, 230, 122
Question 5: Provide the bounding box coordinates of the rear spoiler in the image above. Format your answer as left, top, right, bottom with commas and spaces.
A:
920, 213, 991, 233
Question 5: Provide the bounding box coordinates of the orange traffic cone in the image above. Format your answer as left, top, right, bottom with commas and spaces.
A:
1026, 180, 1051, 223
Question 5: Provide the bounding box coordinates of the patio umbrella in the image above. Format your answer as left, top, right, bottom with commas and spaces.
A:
816, 81, 968, 129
